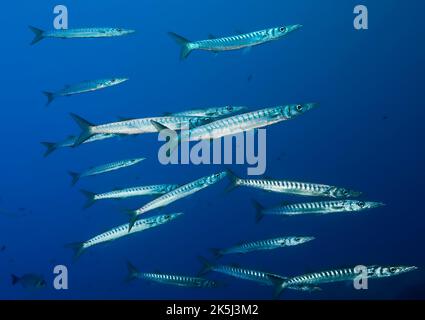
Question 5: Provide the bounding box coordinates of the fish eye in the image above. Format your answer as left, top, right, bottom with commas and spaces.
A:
296, 105, 303, 111
390, 267, 396, 272
117, 28, 122, 32
358, 201, 365, 208
294, 237, 301, 242
226, 106, 233, 111
279, 27, 286, 32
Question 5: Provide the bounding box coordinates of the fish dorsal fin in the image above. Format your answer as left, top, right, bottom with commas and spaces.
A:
116, 116, 136, 121
230, 263, 241, 268
235, 30, 244, 35
154, 269, 162, 274
67, 135, 76, 139
208, 34, 218, 39
112, 186, 123, 191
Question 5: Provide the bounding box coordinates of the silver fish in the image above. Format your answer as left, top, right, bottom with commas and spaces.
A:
254, 200, 385, 221
165, 106, 247, 118
127, 171, 227, 231
80, 184, 180, 209
227, 171, 361, 198
68, 157, 145, 186
169, 25, 302, 59
211, 236, 315, 258
66, 213, 183, 259
152, 103, 317, 155
198, 257, 284, 287
70, 113, 212, 146
29, 26, 135, 45
274, 265, 418, 297
43, 78, 128, 106
41, 133, 118, 157
126, 261, 218, 288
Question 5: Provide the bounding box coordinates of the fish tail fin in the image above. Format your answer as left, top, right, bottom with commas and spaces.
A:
42, 91, 55, 106
29, 26, 44, 45
125, 260, 140, 283
252, 199, 265, 223
127, 210, 138, 233
209, 248, 223, 259
68, 171, 80, 186
41, 142, 57, 157
11, 274, 20, 285
65, 242, 85, 260
269, 275, 288, 299
80, 189, 96, 209
151, 120, 179, 157
168, 32, 193, 60
224, 168, 241, 193
197, 256, 214, 276
69, 113, 95, 146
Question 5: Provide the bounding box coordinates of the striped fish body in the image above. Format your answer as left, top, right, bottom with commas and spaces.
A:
60, 133, 117, 148
285, 268, 360, 287
95, 184, 179, 201
170, 106, 247, 118
91, 116, 210, 135
222, 237, 314, 255
43, 28, 135, 39
212, 265, 281, 286
134, 171, 227, 217
80, 158, 145, 178
140, 273, 217, 288
172, 25, 302, 58
183, 104, 316, 142
55, 78, 128, 97
234, 178, 360, 198
263, 200, 384, 216
82, 213, 183, 250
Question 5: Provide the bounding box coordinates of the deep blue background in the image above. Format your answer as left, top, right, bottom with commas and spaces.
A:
0, 0, 424, 299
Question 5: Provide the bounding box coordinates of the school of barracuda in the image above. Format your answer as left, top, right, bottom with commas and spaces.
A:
35, 19, 417, 298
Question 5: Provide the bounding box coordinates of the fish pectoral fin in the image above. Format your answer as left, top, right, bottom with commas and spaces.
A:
208, 34, 218, 39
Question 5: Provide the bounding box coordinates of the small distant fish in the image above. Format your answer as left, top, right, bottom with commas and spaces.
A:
164, 106, 247, 118
152, 103, 317, 155
169, 25, 302, 59
227, 171, 361, 198
210, 236, 315, 258
127, 171, 227, 231
43, 78, 128, 106
253, 200, 385, 222
0, 245, 6, 252
70, 113, 212, 146
126, 261, 218, 288
247, 74, 253, 82
68, 157, 145, 186
41, 133, 118, 157
80, 184, 179, 209
29, 26, 135, 45
11, 274, 46, 289
273, 265, 418, 297
66, 213, 183, 259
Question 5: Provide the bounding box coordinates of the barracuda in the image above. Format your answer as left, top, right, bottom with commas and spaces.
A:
274, 265, 418, 297
70, 113, 212, 146
152, 103, 317, 155
29, 26, 135, 45
169, 25, 302, 59
80, 184, 180, 209
127, 171, 227, 231
253, 200, 385, 222
41, 133, 118, 157
126, 261, 218, 288
165, 106, 247, 118
68, 157, 145, 186
227, 171, 361, 198
198, 257, 285, 287
43, 78, 128, 106
210, 236, 315, 258
66, 213, 183, 259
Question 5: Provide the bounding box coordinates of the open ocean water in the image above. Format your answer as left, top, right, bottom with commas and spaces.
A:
0, 0, 424, 300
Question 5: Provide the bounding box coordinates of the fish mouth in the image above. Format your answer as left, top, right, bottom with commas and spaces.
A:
303, 102, 319, 112
287, 24, 303, 33
369, 202, 386, 208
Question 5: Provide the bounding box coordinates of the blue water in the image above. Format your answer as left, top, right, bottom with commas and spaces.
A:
0, 0, 424, 299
